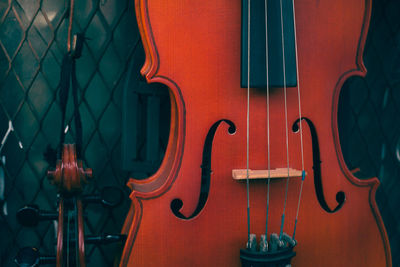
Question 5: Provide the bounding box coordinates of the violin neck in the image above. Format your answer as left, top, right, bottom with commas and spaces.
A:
241, 0, 297, 88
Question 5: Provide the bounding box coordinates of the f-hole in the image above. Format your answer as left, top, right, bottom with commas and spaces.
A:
293, 118, 345, 213
171, 119, 236, 220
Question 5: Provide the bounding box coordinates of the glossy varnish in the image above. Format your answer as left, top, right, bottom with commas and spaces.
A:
120, 0, 392, 266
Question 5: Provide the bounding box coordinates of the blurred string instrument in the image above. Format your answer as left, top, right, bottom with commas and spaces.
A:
118, 0, 393, 266
15, 144, 126, 267
14, 0, 125, 265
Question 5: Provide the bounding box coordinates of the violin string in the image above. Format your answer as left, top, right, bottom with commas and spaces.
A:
264, 0, 271, 239
73, 197, 79, 265
67, 205, 71, 266
66, 2, 75, 265
292, 0, 306, 240
278, 0, 291, 240
246, 0, 252, 243
74, 198, 80, 266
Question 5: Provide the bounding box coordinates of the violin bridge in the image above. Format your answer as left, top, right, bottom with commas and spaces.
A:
232, 168, 304, 180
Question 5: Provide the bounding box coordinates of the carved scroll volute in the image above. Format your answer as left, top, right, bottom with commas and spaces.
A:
46, 144, 92, 267
47, 144, 92, 194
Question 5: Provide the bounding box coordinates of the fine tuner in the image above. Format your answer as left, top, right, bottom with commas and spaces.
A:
234, 168, 303, 265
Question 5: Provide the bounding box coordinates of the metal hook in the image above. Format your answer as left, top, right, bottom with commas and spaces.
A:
0, 120, 24, 157
0, 121, 14, 155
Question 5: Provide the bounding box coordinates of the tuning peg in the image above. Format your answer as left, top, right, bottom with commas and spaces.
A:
14, 247, 56, 267
85, 234, 127, 245
68, 234, 126, 246
16, 205, 58, 227
82, 186, 124, 207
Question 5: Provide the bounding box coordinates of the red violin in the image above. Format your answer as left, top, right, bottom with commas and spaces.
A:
121, 0, 392, 266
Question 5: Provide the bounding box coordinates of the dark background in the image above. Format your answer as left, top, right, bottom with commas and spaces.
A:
0, 0, 399, 266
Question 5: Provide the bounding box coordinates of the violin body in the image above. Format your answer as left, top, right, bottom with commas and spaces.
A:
120, 0, 392, 266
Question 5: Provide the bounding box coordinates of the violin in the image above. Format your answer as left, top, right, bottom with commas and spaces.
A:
14, 0, 126, 264
49, 144, 92, 267
121, 0, 392, 266
15, 144, 126, 266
